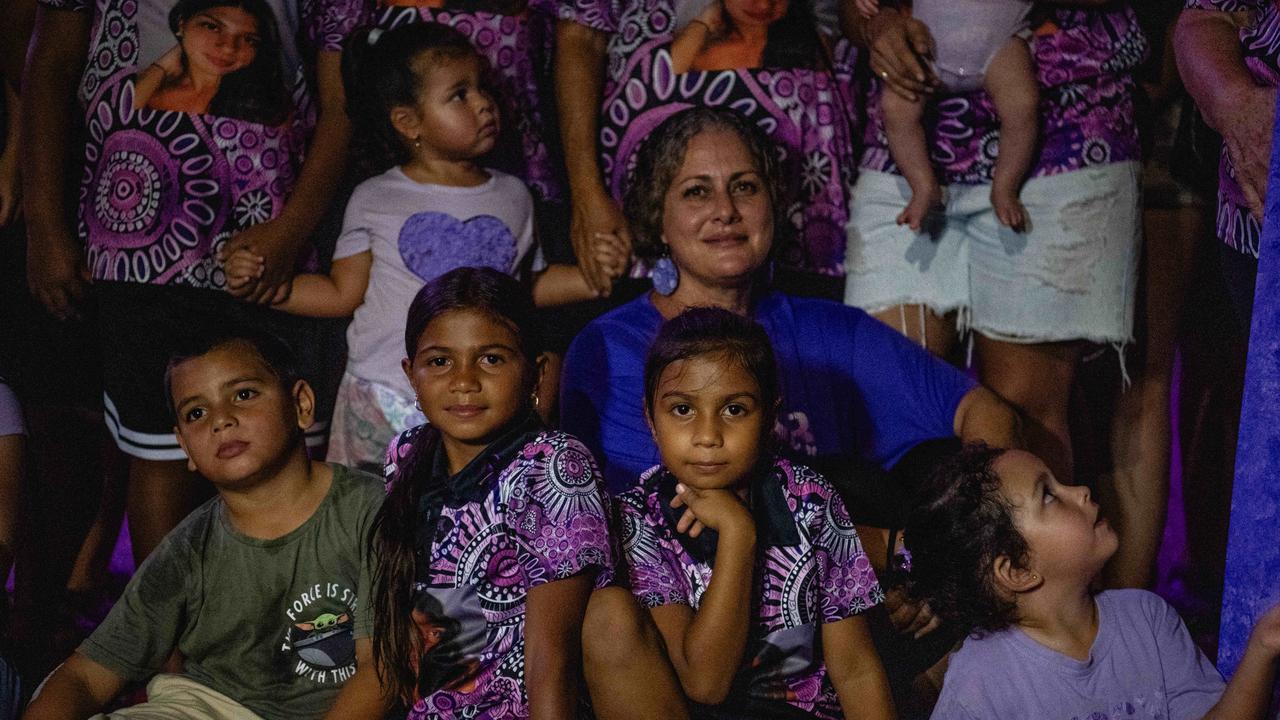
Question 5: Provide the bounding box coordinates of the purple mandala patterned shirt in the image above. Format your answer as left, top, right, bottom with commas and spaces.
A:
861, 6, 1148, 185
1184, 0, 1280, 257
616, 457, 884, 719
384, 426, 614, 719
374, 0, 564, 203
557, 0, 861, 276
40, 0, 369, 288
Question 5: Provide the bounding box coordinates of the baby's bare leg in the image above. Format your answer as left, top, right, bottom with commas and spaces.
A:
882, 90, 942, 232
985, 36, 1039, 232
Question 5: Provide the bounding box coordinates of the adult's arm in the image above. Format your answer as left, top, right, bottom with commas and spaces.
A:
321, 639, 391, 719
555, 19, 631, 294
1175, 7, 1275, 220
221, 50, 351, 304
20, 5, 90, 320
837, 4, 936, 100
524, 573, 594, 719
23, 653, 126, 720
0, 0, 34, 227
952, 386, 1023, 449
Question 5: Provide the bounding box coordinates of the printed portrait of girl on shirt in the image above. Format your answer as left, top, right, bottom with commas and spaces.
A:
132, 0, 290, 124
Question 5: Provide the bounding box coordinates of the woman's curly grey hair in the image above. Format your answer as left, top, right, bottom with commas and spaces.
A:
623, 106, 789, 262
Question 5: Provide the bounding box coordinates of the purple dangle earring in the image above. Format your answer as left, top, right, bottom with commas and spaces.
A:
652, 247, 679, 296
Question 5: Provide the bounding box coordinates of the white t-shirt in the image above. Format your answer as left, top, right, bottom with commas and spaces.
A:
334, 167, 542, 393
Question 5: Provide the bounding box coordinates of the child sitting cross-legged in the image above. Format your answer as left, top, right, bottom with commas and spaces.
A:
904, 444, 1280, 720
24, 332, 385, 720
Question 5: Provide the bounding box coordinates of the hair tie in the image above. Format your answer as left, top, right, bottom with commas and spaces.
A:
367, 28, 384, 46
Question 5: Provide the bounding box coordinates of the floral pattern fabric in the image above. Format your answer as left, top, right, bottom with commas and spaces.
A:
557, 0, 861, 276
40, 0, 368, 287
615, 457, 884, 719
374, 1, 564, 202
860, 6, 1148, 185
384, 426, 614, 719
1183, 0, 1280, 257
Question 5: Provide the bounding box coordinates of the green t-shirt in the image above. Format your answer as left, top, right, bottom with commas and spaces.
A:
79, 464, 385, 720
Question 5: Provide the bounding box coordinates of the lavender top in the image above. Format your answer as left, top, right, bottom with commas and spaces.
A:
40, 0, 369, 288
374, 0, 564, 203
557, 0, 862, 276
616, 457, 884, 718
1184, 0, 1280, 257
861, 6, 1148, 185
932, 590, 1226, 720
378, 426, 614, 719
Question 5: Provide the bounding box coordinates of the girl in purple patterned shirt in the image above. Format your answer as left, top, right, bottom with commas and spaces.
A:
617, 306, 893, 719
325, 267, 689, 719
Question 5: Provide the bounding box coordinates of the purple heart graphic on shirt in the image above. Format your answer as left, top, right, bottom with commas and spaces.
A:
397, 211, 517, 283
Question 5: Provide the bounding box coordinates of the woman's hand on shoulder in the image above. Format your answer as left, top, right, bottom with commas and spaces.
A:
694, 1, 728, 37
864, 7, 938, 101
670, 483, 754, 537
153, 45, 186, 79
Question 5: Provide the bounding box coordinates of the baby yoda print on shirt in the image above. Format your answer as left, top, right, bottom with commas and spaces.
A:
283, 581, 359, 684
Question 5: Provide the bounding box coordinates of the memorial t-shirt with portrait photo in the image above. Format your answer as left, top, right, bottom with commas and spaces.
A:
558, 0, 862, 276
41, 0, 369, 289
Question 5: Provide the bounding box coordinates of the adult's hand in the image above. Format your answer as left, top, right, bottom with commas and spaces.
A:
1219, 84, 1277, 222
863, 8, 938, 101
219, 218, 303, 304
1175, 8, 1273, 221
27, 225, 89, 321
570, 187, 633, 296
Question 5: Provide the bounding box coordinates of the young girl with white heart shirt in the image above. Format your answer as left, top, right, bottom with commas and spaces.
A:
226, 22, 626, 471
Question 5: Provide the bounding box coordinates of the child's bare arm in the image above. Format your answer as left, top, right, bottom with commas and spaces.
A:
524, 572, 594, 719
261, 251, 372, 318
1202, 604, 1280, 720
647, 485, 756, 704
531, 232, 629, 306
823, 614, 897, 720
23, 653, 127, 720
670, 1, 725, 73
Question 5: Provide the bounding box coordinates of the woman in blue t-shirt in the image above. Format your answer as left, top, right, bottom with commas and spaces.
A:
560, 106, 1020, 496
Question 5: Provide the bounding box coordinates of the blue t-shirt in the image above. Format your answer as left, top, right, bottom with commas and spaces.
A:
560, 291, 977, 493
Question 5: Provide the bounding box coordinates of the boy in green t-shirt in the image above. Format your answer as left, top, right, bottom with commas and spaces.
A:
26, 333, 385, 720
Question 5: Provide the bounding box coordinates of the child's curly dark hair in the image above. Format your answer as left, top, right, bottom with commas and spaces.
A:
902, 443, 1030, 636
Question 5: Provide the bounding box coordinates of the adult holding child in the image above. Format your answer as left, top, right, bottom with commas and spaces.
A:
556, 0, 860, 297
842, 1, 1148, 484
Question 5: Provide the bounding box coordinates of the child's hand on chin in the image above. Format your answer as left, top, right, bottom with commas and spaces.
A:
670, 483, 754, 536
